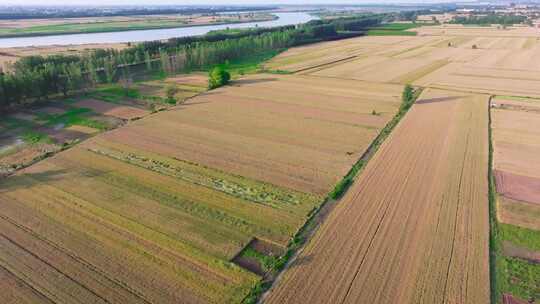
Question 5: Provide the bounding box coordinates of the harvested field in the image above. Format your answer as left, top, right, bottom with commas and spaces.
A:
502, 241, 540, 264
98, 74, 402, 195
498, 197, 540, 231
265, 35, 421, 72
503, 294, 529, 304
0, 69, 402, 303
413, 25, 540, 37
75, 98, 149, 120
492, 102, 540, 182
495, 170, 540, 205
266, 89, 490, 304
492, 94, 540, 239
0, 141, 316, 303
494, 97, 540, 114
269, 28, 540, 97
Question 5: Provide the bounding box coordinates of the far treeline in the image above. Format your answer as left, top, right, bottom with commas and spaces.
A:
451, 14, 528, 25
0, 14, 387, 111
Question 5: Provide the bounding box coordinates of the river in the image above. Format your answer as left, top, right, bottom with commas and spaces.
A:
0, 12, 317, 48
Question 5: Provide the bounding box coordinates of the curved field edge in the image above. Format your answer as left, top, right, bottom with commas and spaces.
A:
241, 85, 422, 304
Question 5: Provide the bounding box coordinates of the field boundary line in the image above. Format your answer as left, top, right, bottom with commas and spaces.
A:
488, 95, 501, 304
292, 55, 358, 74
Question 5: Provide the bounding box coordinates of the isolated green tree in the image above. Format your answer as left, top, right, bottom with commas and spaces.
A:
208, 66, 231, 89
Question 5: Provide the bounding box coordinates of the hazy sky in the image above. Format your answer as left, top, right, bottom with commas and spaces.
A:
1, 0, 460, 6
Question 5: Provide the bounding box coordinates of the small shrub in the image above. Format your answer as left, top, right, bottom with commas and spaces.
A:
22, 131, 48, 144
208, 66, 231, 89
165, 84, 179, 104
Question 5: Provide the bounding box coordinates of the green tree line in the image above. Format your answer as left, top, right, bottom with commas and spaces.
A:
450, 14, 527, 25
0, 15, 384, 110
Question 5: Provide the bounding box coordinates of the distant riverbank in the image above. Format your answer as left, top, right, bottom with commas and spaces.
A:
0, 12, 317, 48
0, 13, 277, 39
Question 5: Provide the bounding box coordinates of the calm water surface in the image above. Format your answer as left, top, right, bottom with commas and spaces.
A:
0, 12, 316, 48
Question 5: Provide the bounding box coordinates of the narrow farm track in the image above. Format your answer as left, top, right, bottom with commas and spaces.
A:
265, 89, 490, 304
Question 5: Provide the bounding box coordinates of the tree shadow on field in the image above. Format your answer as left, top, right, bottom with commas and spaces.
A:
0, 168, 101, 193
289, 254, 314, 269
416, 96, 466, 105
231, 78, 278, 86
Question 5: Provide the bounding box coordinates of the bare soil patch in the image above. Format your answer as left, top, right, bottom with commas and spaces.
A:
495, 170, 540, 205
502, 241, 540, 264
503, 293, 530, 304
165, 73, 208, 87
498, 197, 540, 231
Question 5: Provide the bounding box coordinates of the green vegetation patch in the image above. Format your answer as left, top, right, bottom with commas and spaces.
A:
38, 108, 107, 130
367, 23, 420, 36
240, 247, 279, 273
202, 49, 284, 77
501, 224, 540, 252
367, 29, 418, 36
22, 131, 52, 144
450, 14, 527, 26
498, 257, 540, 302
91, 86, 142, 103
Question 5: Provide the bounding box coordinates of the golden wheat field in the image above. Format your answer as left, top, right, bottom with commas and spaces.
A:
97, 74, 402, 195
268, 26, 540, 97
265, 88, 491, 304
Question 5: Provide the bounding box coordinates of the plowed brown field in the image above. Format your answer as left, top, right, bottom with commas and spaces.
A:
265, 89, 490, 304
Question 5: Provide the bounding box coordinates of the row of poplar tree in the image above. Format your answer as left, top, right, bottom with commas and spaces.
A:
0, 15, 385, 110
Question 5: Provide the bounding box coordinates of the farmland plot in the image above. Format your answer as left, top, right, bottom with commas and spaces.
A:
413, 25, 540, 38
0, 141, 321, 303
97, 74, 402, 195
266, 89, 490, 304
492, 97, 540, 230
265, 35, 423, 72
0, 70, 401, 303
